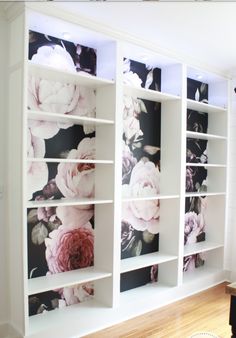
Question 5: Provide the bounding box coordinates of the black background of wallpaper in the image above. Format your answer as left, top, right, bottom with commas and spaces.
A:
126, 58, 162, 92
187, 78, 208, 102
186, 138, 208, 164
120, 266, 155, 292
187, 109, 208, 134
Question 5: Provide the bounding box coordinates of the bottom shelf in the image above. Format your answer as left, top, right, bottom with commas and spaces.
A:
27, 267, 226, 338
183, 266, 224, 284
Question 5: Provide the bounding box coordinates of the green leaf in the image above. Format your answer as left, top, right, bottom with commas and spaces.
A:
31, 222, 48, 245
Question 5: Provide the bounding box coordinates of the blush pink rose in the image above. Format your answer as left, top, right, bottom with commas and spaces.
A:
31, 45, 76, 72
28, 45, 96, 137
56, 137, 95, 199
61, 283, 94, 306
122, 159, 160, 234
123, 95, 144, 144
45, 223, 94, 274
184, 211, 205, 245
56, 205, 94, 229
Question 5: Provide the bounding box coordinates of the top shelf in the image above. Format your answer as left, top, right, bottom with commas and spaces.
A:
187, 99, 227, 114
123, 84, 180, 102
28, 62, 115, 88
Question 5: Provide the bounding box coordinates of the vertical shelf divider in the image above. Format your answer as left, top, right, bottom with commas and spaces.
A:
178, 63, 187, 286
7, 5, 27, 336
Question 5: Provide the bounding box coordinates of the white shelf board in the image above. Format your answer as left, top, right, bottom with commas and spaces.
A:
186, 131, 226, 141
184, 241, 224, 257
28, 267, 112, 296
28, 110, 114, 126
28, 61, 115, 88
123, 84, 180, 102
120, 252, 178, 274
186, 163, 226, 168
27, 274, 226, 338
187, 99, 227, 114
27, 158, 114, 164
185, 192, 226, 197
27, 198, 113, 208
122, 194, 179, 202
28, 283, 174, 338
183, 266, 223, 284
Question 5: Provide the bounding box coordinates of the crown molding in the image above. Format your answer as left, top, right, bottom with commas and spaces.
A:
0, 1, 25, 21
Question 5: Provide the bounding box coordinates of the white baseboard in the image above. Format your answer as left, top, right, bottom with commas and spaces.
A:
0, 322, 22, 338
224, 269, 232, 282
230, 270, 236, 282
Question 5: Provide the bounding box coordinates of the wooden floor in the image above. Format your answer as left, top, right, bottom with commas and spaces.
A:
84, 283, 231, 338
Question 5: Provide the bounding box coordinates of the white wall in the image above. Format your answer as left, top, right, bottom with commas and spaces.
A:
0, 12, 9, 324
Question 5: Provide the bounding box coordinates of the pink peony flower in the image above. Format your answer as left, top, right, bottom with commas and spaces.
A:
45, 222, 94, 274
123, 95, 144, 144
184, 211, 205, 245
186, 167, 194, 192
31, 45, 76, 72
27, 127, 48, 200
56, 205, 94, 229
28, 46, 96, 138
122, 159, 160, 234
150, 264, 158, 283
61, 283, 94, 306
56, 137, 95, 199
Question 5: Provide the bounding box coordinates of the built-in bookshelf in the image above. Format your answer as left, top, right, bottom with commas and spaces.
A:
6, 3, 229, 338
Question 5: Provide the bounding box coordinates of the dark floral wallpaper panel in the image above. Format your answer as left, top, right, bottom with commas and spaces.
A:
187, 78, 208, 103
27, 31, 98, 316
184, 196, 207, 273
186, 78, 208, 194
121, 59, 161, 292
187, 109, 208, 134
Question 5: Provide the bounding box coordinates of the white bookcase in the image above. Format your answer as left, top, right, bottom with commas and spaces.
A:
6, 3, 229, 338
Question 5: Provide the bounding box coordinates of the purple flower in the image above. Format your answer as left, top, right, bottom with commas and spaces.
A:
186, 167, 194, 192
184, 211, 205, 245
150, 264, 158, 283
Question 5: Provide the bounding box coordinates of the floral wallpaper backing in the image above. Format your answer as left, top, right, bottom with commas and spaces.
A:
184, 78, 208, 272
184, 196, 206, 271
187, 78, 208, 103
27, 31, 97, 316
186, 78, 208, 194
121, 59, 161, 292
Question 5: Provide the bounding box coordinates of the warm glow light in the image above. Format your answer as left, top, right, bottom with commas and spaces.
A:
62, 32, 71, 40
196, 74, 203, 80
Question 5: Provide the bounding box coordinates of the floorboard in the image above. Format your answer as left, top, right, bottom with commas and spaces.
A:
84, 282, 231, 338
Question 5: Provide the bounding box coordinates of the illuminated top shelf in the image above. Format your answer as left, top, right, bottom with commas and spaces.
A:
187, 99, 227, 114
28, 61, 115, 88
124, 84, 180, 102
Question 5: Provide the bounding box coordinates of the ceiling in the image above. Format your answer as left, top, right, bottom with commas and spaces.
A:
55, 2, 236, 77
